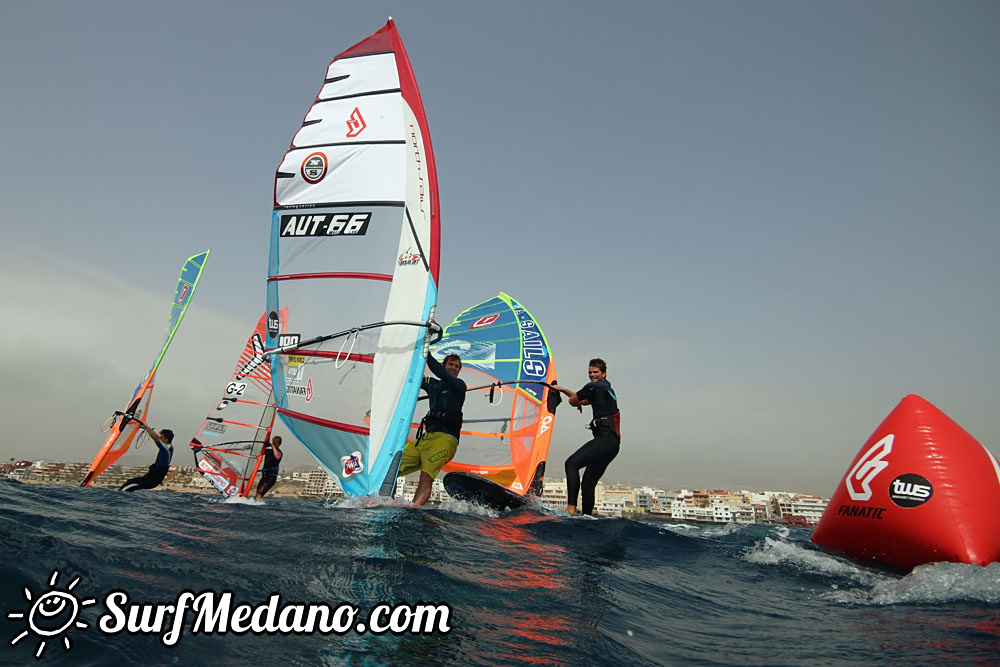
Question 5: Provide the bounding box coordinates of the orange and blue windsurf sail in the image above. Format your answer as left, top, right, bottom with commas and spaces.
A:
432, 292, 559, 498
189, 310, 286, 498
81, 250, 210, 486
266, 20, 441, 497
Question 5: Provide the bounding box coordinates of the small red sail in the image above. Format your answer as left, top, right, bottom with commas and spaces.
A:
812, 394, 1000, 572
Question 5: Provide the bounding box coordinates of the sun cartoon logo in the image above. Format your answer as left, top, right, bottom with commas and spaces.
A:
8, 569, 97, 659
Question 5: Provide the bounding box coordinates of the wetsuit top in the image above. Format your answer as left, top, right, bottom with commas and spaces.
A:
422, 355, 466, 439
577, 379, 620, 439
152, 440, 174, 470
261, 445, 281, 476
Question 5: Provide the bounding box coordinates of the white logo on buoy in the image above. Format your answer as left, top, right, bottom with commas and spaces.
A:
846, 434, 893, 501
889, 473, 933, 508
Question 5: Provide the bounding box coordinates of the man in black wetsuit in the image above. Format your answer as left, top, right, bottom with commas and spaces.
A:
255, 436, 283, 501
552, 358, 621, 515
120, 423, 174, 492
397, 352, 466, 505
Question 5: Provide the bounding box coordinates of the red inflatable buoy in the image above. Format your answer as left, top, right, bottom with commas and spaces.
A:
812, 394, 1000, 572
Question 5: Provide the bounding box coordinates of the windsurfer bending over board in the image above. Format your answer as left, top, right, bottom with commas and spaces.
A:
255, 436, 283, 501
398, 353, 466, 505
551, 358, 621, 515
119, 423, 174, 492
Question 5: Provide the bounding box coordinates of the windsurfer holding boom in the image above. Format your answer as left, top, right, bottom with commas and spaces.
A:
551, 358, 621, 515
119, 423, 175, 492
398, 352, 466, 505
255, 436, 283, 501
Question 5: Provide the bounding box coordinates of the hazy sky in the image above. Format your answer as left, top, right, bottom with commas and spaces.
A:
1, 1, 997, 495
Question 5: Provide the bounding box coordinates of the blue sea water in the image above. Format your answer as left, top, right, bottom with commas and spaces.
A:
2, 479, 999, 666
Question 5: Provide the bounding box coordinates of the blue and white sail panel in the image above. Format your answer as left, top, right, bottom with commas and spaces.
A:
267, 19, 440, 496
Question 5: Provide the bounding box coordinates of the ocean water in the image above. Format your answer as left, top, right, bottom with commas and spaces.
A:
2, 479, 999, 666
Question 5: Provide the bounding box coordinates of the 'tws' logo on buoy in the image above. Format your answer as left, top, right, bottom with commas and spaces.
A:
889, 473, 934, 508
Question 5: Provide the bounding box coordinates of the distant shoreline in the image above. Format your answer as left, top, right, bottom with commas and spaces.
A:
5, 477, 811, 528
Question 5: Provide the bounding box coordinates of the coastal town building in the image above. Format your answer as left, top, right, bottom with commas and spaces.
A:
5, 460, 829, 525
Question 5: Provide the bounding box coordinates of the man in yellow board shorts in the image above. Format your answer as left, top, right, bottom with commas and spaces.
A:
398, 352, 465, 505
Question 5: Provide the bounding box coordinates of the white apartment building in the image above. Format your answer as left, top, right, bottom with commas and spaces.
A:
397, 475, 445, 503
304, 467, 344, 496
598, 486, 633, 517
789, 494, 826, 524
540, 478, 568, 507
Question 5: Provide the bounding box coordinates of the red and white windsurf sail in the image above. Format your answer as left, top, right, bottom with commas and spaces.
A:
189, 310, 286, 498
266, 19, 440, 496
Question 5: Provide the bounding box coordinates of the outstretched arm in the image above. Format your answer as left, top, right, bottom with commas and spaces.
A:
551, 384, 586, 412
140, 422, 166, 444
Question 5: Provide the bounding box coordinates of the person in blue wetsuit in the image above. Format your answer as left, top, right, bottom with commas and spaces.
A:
120, 423, 174, 492
255, 436, 283, 501
398, 353, 466, 505
552, 358, 620, 515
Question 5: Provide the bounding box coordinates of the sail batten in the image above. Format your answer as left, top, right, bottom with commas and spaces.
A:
268, 272, 394, 283
274, 201, 406, 210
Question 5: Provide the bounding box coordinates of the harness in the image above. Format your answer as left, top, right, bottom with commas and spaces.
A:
146, 464, 170, 478
261, 447, 280, 476
416, 410, 463, 441
588, 411, 621, 440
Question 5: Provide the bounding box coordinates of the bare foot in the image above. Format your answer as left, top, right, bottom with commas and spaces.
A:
565, 505, 578, 515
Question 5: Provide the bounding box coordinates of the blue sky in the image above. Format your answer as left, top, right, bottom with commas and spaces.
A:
1, 1, 997, 495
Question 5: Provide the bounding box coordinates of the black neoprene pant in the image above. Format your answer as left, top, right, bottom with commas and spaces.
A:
565, 434, 620, 515
120, 467, 168, 492
257, 474, 277, 498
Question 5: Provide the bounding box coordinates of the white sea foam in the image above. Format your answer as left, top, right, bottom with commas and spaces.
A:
536, 505, 598, 520
323, 494, 413, 510
436, 497, 499, 518
823, 561, 1000, 606
220, 495, 262, 506
744, 536, 886, 585
704, 522, 749, 537
320, 493, 499, 517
